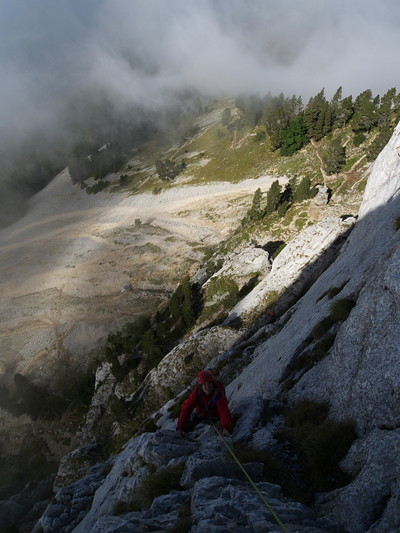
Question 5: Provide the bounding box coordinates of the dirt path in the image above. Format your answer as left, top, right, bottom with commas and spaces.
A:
311, 139, 328, 185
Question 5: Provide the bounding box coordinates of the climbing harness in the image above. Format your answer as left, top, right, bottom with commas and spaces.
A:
208, 418, 289, 533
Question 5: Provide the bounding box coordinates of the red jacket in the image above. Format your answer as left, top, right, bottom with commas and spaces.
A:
177, 380, 233, 432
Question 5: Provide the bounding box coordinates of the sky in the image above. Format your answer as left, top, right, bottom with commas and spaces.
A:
0, 0, 399, 147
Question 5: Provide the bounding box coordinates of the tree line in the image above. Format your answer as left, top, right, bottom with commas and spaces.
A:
243, 175, 316, 225
235, 87, 400, 160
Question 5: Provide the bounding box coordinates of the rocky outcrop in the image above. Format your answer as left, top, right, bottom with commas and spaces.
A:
226, 215, 356, 325
78, 362, 118, 444
316, 429, 400, 533
203, 246, 271, 292
34, 402, 346, 533
314, 184, 330, 206
129, 325, 243, 417
0, 475, 55, 533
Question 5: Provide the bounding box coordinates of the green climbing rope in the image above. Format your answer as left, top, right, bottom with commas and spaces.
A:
209, 420, 289, 533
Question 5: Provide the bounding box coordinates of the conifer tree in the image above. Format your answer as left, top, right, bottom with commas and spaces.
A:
236, 94, 263, 126
351, 90, 378, 133
280, 115, 308, 156
330, 86, 343, 127
181, 277, 195, 327
265, 106, 291, 150
247, 188, 263, 221
141, 329, 162, 368
264, 92, 299, 150
156, 158, 182, 181
264, 180, 281, 215
367, 128, 393, 161
304, 89, 332, 141
294, 176, 314, 202
280, 181, 295, 205
168, 285, 184, 319
336, 95, 354, 127
378, 88, 396, 127
221, 107, 232, 129
323, 139, 346, 175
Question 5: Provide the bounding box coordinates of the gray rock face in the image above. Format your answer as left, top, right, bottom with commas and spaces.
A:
33, 462, 107, 533
129, 325, 242, 417
226, 216, 356, 325
318, 429, 400, 533
229, 122, 400, 532
203, 246, 271, 291
290, 240, 400, 434
78, 362, 117, 444
231, 396, 265, 443
54, 445, 103, 493
34, 427, 345, 533
316, 429, 400, 533
0, 475, 55, 533
0, 500, 27, 530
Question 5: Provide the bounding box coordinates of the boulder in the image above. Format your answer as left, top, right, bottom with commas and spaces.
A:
314, 184, 330, 205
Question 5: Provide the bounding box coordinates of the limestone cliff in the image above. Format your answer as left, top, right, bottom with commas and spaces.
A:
229, 121, 400, 531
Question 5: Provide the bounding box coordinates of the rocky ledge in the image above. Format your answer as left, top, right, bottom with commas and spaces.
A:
33, 397, 345, 533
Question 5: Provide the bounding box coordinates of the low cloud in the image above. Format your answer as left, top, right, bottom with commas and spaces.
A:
0, 0, 399, 147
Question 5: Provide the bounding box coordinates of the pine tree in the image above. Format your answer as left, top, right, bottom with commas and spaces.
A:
378, 88, 396, 127
247, 188, 263, 221
277, 201, 289, 217
337, 95, 354, 127
141, 329, 157, 356
181, 277, 195, 327
331, 86, 343, 127
156, 159, 184, 181
168, 285, 184, 319
264, 180, 281, 215
367, 128, 393, 161
236, 94, 263, 126
322, 107, 333, 137
351, 90, 378, 133
323, 139, 346, 175
294, 176, 313, 202
280, 182, 295, 205
264, 92, 299, 150
280, 115, 308, 156
303, 89, 334, 140
304, 89, 330, 140
265, 106, 291, 150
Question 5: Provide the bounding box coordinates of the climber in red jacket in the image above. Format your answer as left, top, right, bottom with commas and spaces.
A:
177, 370, 233, 437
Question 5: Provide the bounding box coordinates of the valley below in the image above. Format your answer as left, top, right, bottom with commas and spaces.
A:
0, 170, 288, 389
